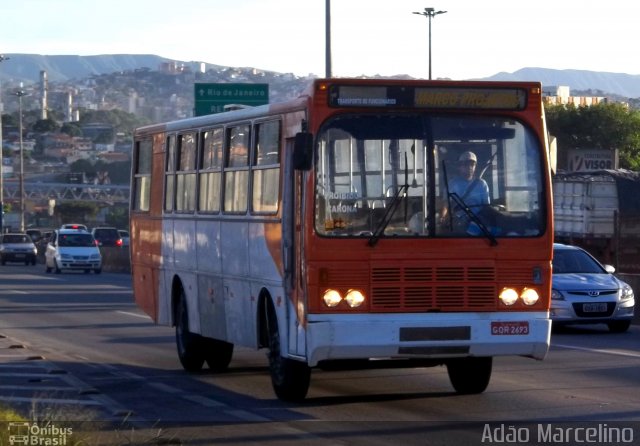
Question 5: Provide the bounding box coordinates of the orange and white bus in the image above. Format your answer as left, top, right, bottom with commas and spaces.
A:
130, 78, 553, 401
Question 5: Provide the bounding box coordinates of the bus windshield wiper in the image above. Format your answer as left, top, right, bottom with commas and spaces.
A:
448, 193, 498, 246
369, 150, 411, 247
368, 184, 409, 247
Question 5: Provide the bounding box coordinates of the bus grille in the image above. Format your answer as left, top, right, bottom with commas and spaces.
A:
370, 265, 496, 312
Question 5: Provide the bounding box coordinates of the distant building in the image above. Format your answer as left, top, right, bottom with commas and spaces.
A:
542, 85, 606, 106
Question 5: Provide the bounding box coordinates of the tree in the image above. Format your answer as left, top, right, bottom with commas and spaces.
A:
33, 118, 60, 133
60, 122, 83, 137
105, 205, 129, 228
77, 109, 148, 138
70, 159, 96, 176
54, 201, 99, 224
545, 102, 640, 170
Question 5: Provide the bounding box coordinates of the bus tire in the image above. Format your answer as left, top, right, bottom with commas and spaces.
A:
446, 357, 492, 394
266, 301, 310, 402
204, 338, 234, 372
175, 293, 206, 372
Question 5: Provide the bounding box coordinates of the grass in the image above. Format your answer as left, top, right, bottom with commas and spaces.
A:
0, 403, 182, 445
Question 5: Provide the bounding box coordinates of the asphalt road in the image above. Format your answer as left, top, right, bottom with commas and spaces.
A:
0, 264, 639, 445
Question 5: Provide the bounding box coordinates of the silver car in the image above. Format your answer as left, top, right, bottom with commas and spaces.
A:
0, 233, 38, 265
551, 243, 635, 332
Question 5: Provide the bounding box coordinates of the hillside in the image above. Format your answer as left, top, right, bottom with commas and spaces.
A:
2, 54, 640, 98
0, 54, 224, 83
484, 67, 640, 99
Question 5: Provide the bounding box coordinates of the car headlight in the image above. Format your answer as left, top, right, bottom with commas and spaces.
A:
551, 289, 564, 301
60, 253, 72, 259
91, 254, 101, 260
620, 284, 634, 301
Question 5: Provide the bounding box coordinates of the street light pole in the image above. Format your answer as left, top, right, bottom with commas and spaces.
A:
14, 86, 26, 233
413, 7, 447, 80
325, 0, 332, 78
0, 54, 9, 233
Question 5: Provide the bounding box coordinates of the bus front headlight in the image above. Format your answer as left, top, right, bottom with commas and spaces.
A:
344, 289, 365, 308
499, 288, 518, 306
323, 289, 342, 307
520, 288, 539, 305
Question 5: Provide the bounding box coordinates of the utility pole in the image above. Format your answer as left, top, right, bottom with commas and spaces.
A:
0, 55, 9, 233
14, 86, 27, 232
325, 0, 332, 78
413, 7, 447, 80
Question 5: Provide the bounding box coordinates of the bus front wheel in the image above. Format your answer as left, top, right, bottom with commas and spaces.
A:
266, 301, 310, 402
175, 294, 206, 372
446, 357, 492, 394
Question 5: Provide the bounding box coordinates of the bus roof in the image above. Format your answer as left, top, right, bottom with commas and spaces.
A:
134, 78, 543, 136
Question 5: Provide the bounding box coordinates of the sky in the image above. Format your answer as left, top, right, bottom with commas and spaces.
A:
2, 0, 639, 80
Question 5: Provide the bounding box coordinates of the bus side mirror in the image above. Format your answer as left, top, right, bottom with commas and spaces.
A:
293, 132, 313, 171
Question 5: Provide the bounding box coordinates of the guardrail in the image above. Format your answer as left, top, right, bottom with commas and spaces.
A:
100, 246, 131, 273
37, 246, 131, 273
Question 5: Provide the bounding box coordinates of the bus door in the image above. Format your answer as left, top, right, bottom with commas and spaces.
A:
282, 136, 306, 357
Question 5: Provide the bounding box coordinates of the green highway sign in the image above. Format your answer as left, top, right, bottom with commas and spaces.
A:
194, 83, 269, 116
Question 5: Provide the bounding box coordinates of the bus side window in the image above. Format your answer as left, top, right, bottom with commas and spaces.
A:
133, 139, 152, 212
199, 128, 223, 213
176, 132, 197, 212
252, 120, 281, 214
223, 124, 250, 213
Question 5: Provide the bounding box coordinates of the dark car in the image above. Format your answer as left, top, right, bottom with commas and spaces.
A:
551, 243, 635, 332
91, 227, 123, 247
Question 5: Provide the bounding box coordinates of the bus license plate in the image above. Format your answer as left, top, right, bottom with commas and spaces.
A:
491, 321, 529, 335
583, 303, 607, 313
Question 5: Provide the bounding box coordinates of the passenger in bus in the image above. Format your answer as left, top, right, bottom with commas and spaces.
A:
440, 151, 490, 232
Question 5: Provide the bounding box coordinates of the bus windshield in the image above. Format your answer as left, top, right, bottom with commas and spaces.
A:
315, 114, 545, 240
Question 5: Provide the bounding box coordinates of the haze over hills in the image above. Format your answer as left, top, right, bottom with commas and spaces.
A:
488, 67, 640, 99
2, 54, 640, 98
0, 54, 216, 82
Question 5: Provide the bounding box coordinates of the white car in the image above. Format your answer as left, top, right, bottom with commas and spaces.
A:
45, 229, 102, 274
60, 223, 89, 232
118, 229, 130, 247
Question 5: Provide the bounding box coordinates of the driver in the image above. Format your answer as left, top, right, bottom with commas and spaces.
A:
440, 151, 490, 229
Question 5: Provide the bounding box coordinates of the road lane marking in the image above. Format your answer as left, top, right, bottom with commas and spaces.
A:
553, 343, 640, 359
1, 396, 103, 405
116, 311, 151, 319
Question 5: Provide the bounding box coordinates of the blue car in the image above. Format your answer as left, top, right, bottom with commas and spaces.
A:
551, 243, 635, 332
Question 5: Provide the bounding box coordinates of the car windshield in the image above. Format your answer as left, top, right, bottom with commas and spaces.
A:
2, 235, 31, 244
553, 249, 605, 274
58, 234, 96, 247
95, 229, 117, 239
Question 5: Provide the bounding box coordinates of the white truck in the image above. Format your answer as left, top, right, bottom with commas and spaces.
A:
553, 170, 640, 273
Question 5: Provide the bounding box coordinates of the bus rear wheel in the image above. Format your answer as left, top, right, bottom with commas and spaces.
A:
175, 294, 206, 372
204, 338, 234, 372
266, 301, 310, 402
446, 357, 492, 394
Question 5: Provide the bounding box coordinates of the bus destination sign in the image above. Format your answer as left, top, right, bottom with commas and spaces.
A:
329, 85, 527, 110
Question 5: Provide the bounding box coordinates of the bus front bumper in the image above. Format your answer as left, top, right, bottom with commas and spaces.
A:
304, 312, 551, 367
